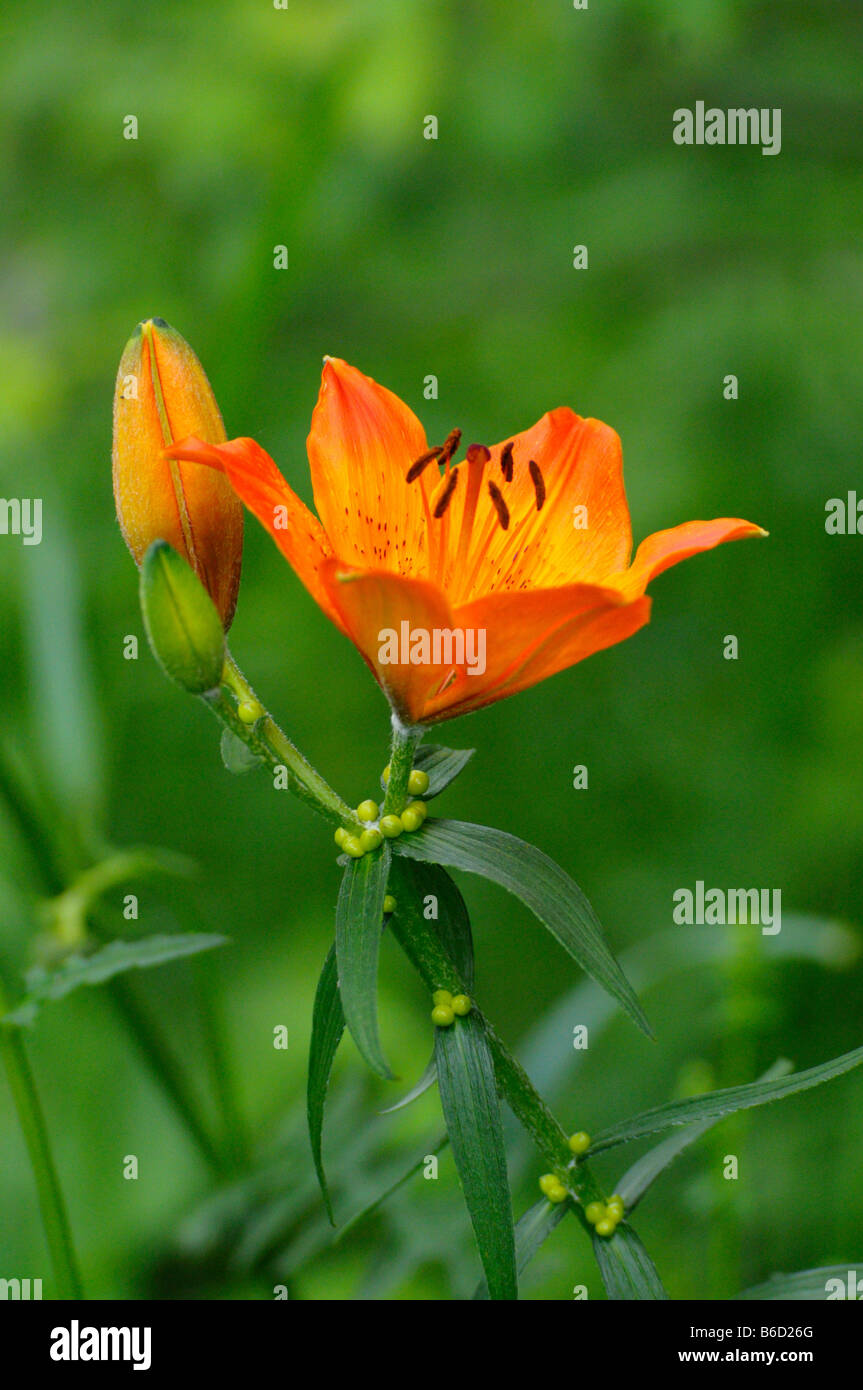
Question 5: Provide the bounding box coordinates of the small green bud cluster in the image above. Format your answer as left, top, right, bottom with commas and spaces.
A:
584, 1194, 625, 1238
333, 766, 430, 859
430, 988, 472, 1026
538, 1173, 570, 1205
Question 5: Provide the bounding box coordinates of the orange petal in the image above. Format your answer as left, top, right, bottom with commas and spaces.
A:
307, 358, 434, 577
318, 560, 457, 725
165, 435, 341, 628
441, 409, 632, 604
422, 584, 650, 721
614, 517, 767, 600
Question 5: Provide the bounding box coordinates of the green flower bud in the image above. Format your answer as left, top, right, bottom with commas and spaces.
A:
140, 540, 226, 693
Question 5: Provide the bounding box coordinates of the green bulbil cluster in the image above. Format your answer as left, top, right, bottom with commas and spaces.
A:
430, 988, 472, 1026
538, 1173, 570, 1205
584, 1194, 625, 1237
333, 766, 430, 859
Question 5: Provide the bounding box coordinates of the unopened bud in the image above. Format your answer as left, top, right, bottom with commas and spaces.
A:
140, 541, 226, 693
113, 318, 243, 628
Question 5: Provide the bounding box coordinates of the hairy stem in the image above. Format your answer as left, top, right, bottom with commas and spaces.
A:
381, 717, 425, 816
213, 654, 360, 830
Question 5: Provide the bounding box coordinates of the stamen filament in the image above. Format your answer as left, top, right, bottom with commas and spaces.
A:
452, 444, 490, 579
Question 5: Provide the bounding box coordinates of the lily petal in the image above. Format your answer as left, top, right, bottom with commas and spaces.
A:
442, 409, 632, 604
318, 559, 457, 725
614, 517, 767, 600
308, 358, 434, 578
165, 435, 341, 628
422, 584, 649, 721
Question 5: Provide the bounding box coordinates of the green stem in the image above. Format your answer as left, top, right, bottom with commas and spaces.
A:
381, 718, 425, 816
389, 898, 611, 1225
212, 654, 360, 830
0, 975, 84, 1298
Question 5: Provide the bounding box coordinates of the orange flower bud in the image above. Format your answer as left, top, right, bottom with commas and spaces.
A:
112, 318, 243, 629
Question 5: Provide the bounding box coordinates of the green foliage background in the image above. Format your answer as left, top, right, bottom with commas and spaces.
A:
1, 0, 861, 1299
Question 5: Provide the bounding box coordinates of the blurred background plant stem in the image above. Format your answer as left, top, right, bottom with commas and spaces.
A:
0, 972, 83, 1299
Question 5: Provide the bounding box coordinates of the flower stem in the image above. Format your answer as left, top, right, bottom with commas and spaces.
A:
212, 654, 360, 830
389, 897, 610, 1222
381, 717, 425, 816
0, 974, 84, 1299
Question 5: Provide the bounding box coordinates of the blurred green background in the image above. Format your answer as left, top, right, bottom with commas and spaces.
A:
1, 0, 862, 1300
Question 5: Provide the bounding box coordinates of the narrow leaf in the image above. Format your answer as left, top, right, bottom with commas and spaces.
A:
474, 1198, 567, 1299
393, 857, 474, 989
336, 1134, 450, 1241
394, 818, 649, 1036
616, 1060, 792, 1212
378, 1052, 437, 1114
592, 1043, 863, 1155
334, 845, 393, 1078
593, 1224, 669, 1300
435, 1011, 517, 1300
2, 934, 228, 1027
736, 1266, 863, 1301
307, 946, 346, 1223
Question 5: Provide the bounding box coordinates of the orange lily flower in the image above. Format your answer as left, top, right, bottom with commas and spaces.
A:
164, 358, 764, 725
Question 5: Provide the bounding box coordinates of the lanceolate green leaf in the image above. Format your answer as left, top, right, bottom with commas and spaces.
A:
474, 1198, 567, 1299
616, 1061, 792, 1212
591, 1042, 863, 1156
389, 860, 572, 1170
392, 857, 474, 989
336, 1134, 449, 1242
593, 1223, 669, 1300
393, 818, 650, 1037
736, 1266, 863, 1301
307, 945, 346, 1223
334, 845, 393, 1079
436, 1012, 517, 1300
2, 934, 228, 1027
378, 1052, 437, 1114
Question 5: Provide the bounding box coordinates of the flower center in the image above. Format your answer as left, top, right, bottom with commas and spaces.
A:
406, 432, 546, 592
